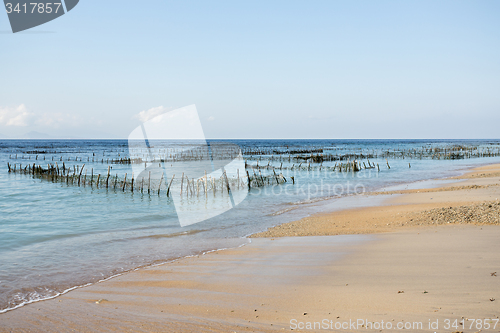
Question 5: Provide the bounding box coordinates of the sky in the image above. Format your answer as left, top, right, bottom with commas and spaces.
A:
1, 0, 499, 139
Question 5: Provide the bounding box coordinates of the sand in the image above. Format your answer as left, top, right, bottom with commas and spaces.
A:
251, 164, 500, 238
1, 164, 500, 332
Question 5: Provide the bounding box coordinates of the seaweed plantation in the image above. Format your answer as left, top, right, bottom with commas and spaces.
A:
5, 141, 500, 198
6, 161, 288, 196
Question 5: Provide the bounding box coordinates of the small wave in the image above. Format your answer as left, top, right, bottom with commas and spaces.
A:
267, 194, 344, 216
267, 206, 299, 216
286, 195, 340, 206
0, 238, 250, 314
0, 282, 91, 314
130, 229, 205, 240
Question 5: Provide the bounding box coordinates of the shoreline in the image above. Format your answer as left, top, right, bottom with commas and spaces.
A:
1, 163, 500, 332
251, 163, 500, 238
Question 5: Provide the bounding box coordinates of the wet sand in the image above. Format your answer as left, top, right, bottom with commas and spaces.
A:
1, 164, 500, 332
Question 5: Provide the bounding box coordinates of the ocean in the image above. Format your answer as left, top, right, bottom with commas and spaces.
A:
1, 139, 499, 313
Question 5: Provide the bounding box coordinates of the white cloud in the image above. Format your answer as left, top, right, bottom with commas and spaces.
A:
0, 104, 33, 126
207, 116, 215, 121
134, 106, 172, 123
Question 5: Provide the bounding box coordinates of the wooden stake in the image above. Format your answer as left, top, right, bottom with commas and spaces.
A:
253, 170, 259, 187
122, 173, 127, 191
166, 174, 175, 197
78, 164, 85, 186
272, 169, 279, 185
180, 172, 184, 196
246, 170, 251, 190
158, 172, 164, 196
106, 166, 110, 188
186, 177, 192, 196
148, 171, 151, 194
204, 170, 208, 196
223, 171, 231, 193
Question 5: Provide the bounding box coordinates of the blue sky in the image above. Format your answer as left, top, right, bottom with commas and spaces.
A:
1, 0, 499, 139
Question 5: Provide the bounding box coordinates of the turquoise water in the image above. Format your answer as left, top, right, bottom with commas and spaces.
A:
0, 139, 499, 312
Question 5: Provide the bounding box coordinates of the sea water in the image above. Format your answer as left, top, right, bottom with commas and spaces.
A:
0, 139, 499, 312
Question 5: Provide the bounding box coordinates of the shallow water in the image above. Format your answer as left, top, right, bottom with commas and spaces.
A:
0, 139, 499, 312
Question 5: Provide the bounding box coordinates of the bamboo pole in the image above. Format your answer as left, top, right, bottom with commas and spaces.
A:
166, 174, 174, 197
131, 173, 134, 192
204, 170, 208, 196
187, 177, 193, 196
78, 164, 85, 186
253, 170, 259, 187
122, 173, 127, 191
180, 172, 184, 197
258, 169, 264, 185
223, 171, 231, 193
158, 172, 163, 196
272, 169, 279, 185
106, 166, 110, 188
246, 170, 251, 190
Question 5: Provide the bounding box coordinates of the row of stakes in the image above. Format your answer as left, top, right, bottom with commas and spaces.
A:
249, 159, 398, 172
6, 158, 398, 197
243, 145, 500, 160
9, 151, 399, 172
9, 146, 500, 166
6, 162, 291, 197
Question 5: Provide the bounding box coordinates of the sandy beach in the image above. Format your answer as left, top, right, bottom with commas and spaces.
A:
1, 164, 500, 332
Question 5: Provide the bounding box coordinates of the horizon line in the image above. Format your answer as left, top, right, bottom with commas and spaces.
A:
1, 138, 500, 141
